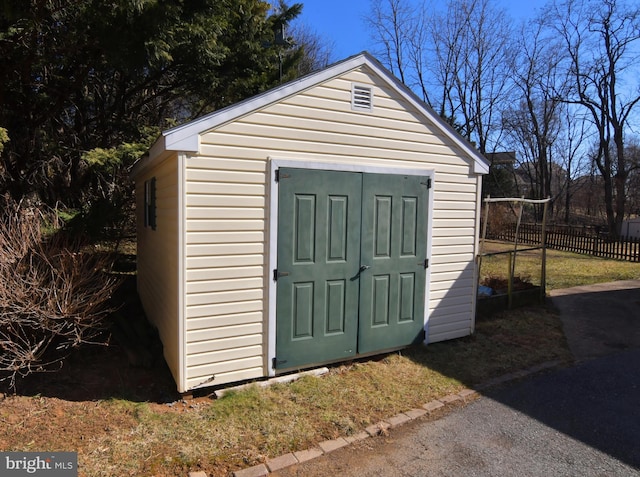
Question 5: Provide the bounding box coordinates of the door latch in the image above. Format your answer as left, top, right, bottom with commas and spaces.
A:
350, 265, 370, 281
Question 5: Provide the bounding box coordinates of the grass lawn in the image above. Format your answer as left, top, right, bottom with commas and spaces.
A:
479, 240, 640, 289
1, 245, 638, 476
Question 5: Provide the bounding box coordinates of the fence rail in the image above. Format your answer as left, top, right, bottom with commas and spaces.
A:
488, 223, 640, 263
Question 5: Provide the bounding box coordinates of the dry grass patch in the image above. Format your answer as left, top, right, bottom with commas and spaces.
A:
0, 303, 571, 477
7, 243, 636, 476
480, 240, 640, 290
3, 305, 572, 476
544, 252, 640, 289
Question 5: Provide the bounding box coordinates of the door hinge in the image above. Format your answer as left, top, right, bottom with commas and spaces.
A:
421, 178, 432, 189
275, 169, 290, 182
424, 258, 429, 269
272, 357, 287, 369
273, 269, 290, 281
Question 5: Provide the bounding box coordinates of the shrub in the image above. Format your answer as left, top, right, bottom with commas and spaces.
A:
0, 198, 121, 388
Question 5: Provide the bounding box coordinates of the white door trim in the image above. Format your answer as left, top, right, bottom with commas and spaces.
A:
266, 158, 435, 376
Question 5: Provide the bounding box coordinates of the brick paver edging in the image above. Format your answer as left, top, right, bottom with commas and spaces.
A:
231, 390, 477, 477
187, 360, 561, 477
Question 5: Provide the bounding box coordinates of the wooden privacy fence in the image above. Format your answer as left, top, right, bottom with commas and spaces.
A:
489, 223, 640, 262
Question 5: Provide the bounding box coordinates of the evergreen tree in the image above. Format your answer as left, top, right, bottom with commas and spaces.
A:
0, 0, 304, 207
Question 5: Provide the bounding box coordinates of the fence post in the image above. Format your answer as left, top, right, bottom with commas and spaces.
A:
507, 251, 513, 310
540, 201, 548, 301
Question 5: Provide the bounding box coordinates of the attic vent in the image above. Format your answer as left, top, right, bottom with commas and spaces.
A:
351, 84, 373, 111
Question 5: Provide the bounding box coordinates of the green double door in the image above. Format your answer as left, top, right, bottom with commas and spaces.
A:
275, 167, 429, 370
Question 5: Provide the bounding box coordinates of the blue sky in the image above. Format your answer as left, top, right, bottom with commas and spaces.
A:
298, 0, 549, 61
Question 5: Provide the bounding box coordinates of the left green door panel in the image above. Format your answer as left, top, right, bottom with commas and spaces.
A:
275, 168, 362, 369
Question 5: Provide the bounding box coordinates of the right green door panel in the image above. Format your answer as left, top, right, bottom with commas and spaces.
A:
275, 168, 429, 370
358, 173, 428, 353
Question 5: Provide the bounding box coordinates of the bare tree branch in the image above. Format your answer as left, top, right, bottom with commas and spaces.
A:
0, 198, 121, 389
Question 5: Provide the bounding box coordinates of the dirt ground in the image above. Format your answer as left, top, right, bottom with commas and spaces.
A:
0, 271, 575, 477
0, 273, 223, 476
0, 327, 231, 475
0, 335, 176, 402
480, 275, 536, 294
0, 273, 181, 404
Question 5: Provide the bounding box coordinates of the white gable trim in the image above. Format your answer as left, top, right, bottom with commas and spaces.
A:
151, 52, 489, 175
162, 55, 372, 152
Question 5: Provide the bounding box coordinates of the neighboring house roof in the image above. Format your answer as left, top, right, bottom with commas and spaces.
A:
486, 151, 516, 166
133, 51, 489, 177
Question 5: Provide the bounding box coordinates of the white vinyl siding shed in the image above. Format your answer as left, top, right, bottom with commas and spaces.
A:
131, 52, 489, 393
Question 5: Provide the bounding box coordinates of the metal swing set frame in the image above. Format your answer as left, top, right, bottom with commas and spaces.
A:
478, 196, 551, 308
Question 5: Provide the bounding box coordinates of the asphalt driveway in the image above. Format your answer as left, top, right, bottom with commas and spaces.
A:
549, 279, 640, 361
270, 280, 640, 477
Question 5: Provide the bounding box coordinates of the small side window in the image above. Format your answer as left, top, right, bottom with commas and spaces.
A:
144, 177, 157, 230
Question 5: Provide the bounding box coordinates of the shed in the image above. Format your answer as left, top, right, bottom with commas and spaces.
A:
622, 218, 640, 239
130, 52, 489, 393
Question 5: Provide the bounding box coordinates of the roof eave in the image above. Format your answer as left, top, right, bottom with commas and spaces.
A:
161, 53, 372, 153
144, 51, 489, 175
359, 55, 489, 175
130, 134, 169, 180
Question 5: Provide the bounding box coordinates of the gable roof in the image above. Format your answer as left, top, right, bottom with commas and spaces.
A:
136, 52, 489, 176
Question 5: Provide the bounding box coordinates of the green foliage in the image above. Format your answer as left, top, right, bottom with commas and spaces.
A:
82, 127, 158, 179
59, 127, 160, 243
0, 0, 306, 208
82, 148, 126, 173
55, 209, 81, 224
0, 128, 7, 155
